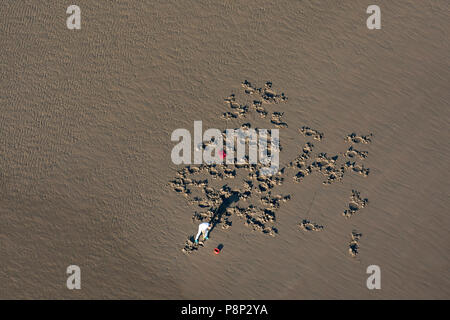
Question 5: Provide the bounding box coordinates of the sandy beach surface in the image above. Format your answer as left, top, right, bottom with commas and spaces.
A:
1, 1, 449, 299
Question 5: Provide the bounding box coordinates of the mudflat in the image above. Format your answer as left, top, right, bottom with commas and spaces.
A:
1, 1, 449, 299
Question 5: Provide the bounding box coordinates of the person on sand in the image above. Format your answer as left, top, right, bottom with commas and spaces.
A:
194, 222, 212, 244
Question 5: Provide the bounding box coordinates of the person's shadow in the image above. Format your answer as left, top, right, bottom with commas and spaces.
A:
209, 191, 240, 234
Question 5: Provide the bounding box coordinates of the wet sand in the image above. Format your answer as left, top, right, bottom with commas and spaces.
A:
1, 1, 449, 299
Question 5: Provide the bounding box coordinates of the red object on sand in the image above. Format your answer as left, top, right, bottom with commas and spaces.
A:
219, 150, 226, 159
214, 248, 220, 254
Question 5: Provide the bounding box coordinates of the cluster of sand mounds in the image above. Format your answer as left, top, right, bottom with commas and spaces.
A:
228, 205, 278, 236
252, 100, 268, 118
172, 162, 289, 253
344, 161, 370, 177
343, 190, 369, 218
299, 126, 323, 141
271, 112, 288, 128
345, 145, 368, 160
289, 148, 347, 185
346, 133, 373, 144
288, 142, 314, 182
222, 81, 289, 120
176, 163, 290, 254
286, 126, 373, 256
223, 94, 249, 119
299, 219, 324, 232
343, 133, 372, 178
260, 194, 291, 208
182, 237, 205, 254
289, 130, 373, 185
170, 81, 374, 256
348, 231, 363, 257
241, 80, 288, 104
174, 81, 292, 253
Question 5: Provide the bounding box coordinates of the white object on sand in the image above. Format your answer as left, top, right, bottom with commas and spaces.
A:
195, 222, 211, 242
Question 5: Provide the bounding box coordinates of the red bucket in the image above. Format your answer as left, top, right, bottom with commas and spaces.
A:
214, 248, 220, 254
